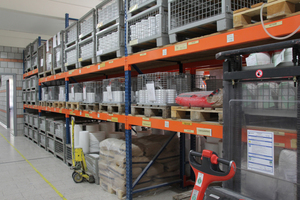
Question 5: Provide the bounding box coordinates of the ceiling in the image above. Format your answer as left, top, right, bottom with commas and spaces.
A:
0, 0, 102, 48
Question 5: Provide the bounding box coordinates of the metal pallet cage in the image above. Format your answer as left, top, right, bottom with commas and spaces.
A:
53, 31, 65, 74
137, 72, 178, 105
46, 38, 53, 73
69, 83, 83, 102
102, 77, 126, 103
59, 85, 66, 101
28, 114, 33, 126
79, 9, 95, 40
31, 53, 38, 70
47, 137, 55, 152
39, 116, 46, 132
28, 128, 33, 139
39, 133, 46, 147
127, 0, 168, 17
168, 0, 264, 43
30, 76, 38, 90
127, 5, 169, 54
22, 91, 27, 103
38, 44, 46, 75
24, 126, 29, 137
54, 121, 66, 141
65, 144, 72, 166
22, 80, 26, 90
25, 58, 31, 72
83, 81, 97, 103
31, 91, 38, 104
41, 87, 48, 101
33, 115, 39, 128
96, 24, 125, 62
65, 21, 78, 47
64, 45, 77, 70
26, 91, 31, 103
78, 35, 96, 68
32, 129, 38, 142
24, 113, 28, 124
55, 140, 65, 161
24, 43, 31, 59
31, 37, 41, 55
48, 86, 59, 101
96, 81, 103, 103
96, 0, 124, 31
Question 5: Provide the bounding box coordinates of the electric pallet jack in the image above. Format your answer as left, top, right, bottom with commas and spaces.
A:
71, 117, 95, 183
189, 150, 252, 200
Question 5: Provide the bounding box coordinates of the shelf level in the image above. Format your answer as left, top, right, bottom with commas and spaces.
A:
23, 104, 222, 138
23, 68, 38, 79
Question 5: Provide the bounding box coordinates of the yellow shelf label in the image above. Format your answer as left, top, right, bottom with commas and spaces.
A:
129, 4, 138, 12
140, 53, 146, 56
274, 143, 285, 147
175, 43, 187, 51
108, 114, 114, 116
129, 39, 138, 46
68, 70, 74, 74
184, 129, 194, 134
109, 61, 114, 64
85, 114, 90, 118
182, 121, 192, 126
69, 111, 74, 115
197, 128, 212, 136
265, 21, 282, 29
142, 121, 151, 127
59, 109, 62, 113
188, 40, 199, 45
111, 117, 118, 122
78, 58, 83, 62
291, 139, 297, 148
142, 117, 149, 120
100, 63, 106, 68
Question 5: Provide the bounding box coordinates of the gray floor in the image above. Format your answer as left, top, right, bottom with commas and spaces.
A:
0, 125, 183, 200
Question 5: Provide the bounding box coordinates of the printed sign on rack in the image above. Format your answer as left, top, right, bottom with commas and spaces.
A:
247, 130, 274, 175
107, 85, 113, 100
83, 86, 87, 100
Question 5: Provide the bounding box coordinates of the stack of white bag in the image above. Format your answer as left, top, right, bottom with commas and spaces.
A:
99, 135, 179, 198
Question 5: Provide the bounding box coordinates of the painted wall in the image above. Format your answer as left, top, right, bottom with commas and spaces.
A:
0, 46, 24, 135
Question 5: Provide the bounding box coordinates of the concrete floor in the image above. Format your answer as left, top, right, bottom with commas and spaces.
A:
0, 125, 185, 200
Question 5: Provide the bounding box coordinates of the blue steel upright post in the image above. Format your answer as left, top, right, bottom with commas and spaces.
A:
65, 77, 70, 144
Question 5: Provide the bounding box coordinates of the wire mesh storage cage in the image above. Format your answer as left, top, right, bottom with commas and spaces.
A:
24, 126, 29, 137
49, 120, 55, 134
40, 134, 46, 147
25, 43, 31, 59
31, 91, 38, 104
41, 87, 48, 101
30, 76, 38, 90
127, 5, 169, 54
28, 114, 33, 126
85, 154, 100, 185
96, 24, 125, 62
31, 37, 41, 55
64, 45, 77, 70
137, 72, 180, 105
78, 36, 96, 67
25, 58, 31, 72
22, 80, 26, 90
65, 21, 78, 47
27, 77, 32, 89
131, 77, 138, 103
46, 118, 53, 134
127, 0, 168, 17
83, 81, 97, 103
46, 38, 53, 73
31, 53, 38, 70
59, 85, 65, 101
102, 77, 125, 103
32, 129, 38, 142
24, 113, 28, 124
54, 121, 66, 140
168, 0, 264, 43
29, 128, 33, 138
65, 144, 72, 165
79, 9, 95, 40
96, 0, 124, 31
47, 138, 55, 152
39, 116, 46, 132
242, 81, 297, 110
55, 140, 65, 161
33, 115, 39, 128
48, 86, 59, 101
38, 44, 46, 75
69, 83, 83, 102
53, 31, 64, 74
96, 81, 103, 103
27, 91, 31, 103
22, 91, 27, 103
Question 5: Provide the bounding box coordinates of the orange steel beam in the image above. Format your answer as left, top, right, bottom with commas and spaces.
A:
39, 72, 66, 83
127, 14, 300, 65
127, 115, 223, 138
23, 68, 38, 79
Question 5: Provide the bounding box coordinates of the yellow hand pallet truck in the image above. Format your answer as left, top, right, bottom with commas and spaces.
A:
71, 117, 95, 183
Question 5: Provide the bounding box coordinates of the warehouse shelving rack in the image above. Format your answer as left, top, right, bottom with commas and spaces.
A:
22, 11, 300, 200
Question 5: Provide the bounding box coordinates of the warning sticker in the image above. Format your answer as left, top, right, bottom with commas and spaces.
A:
195, 172, 204, 187
191, 189, 199, 200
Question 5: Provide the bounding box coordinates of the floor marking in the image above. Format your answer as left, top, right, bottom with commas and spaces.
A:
0, 132, 67, 200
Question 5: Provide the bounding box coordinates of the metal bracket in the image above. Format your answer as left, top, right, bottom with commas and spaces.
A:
132, 64, 143, 74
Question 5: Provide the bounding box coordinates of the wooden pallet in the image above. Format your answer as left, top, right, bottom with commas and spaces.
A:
100, 180, 125, 199
233, 0, 299, 28
131, 104, 171, 119
66, 102, 80, 110
39, 101, 47, 107
100, 103, 125, 114
79, 103, 99, 111
46, 102, 54, 107
171, 106, 223, 124
44, 70, 52, 77
173, 190, 192, 200
53, 101, 65, 109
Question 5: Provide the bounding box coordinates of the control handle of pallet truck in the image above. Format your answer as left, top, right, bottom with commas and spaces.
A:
189, 150, 236, 200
